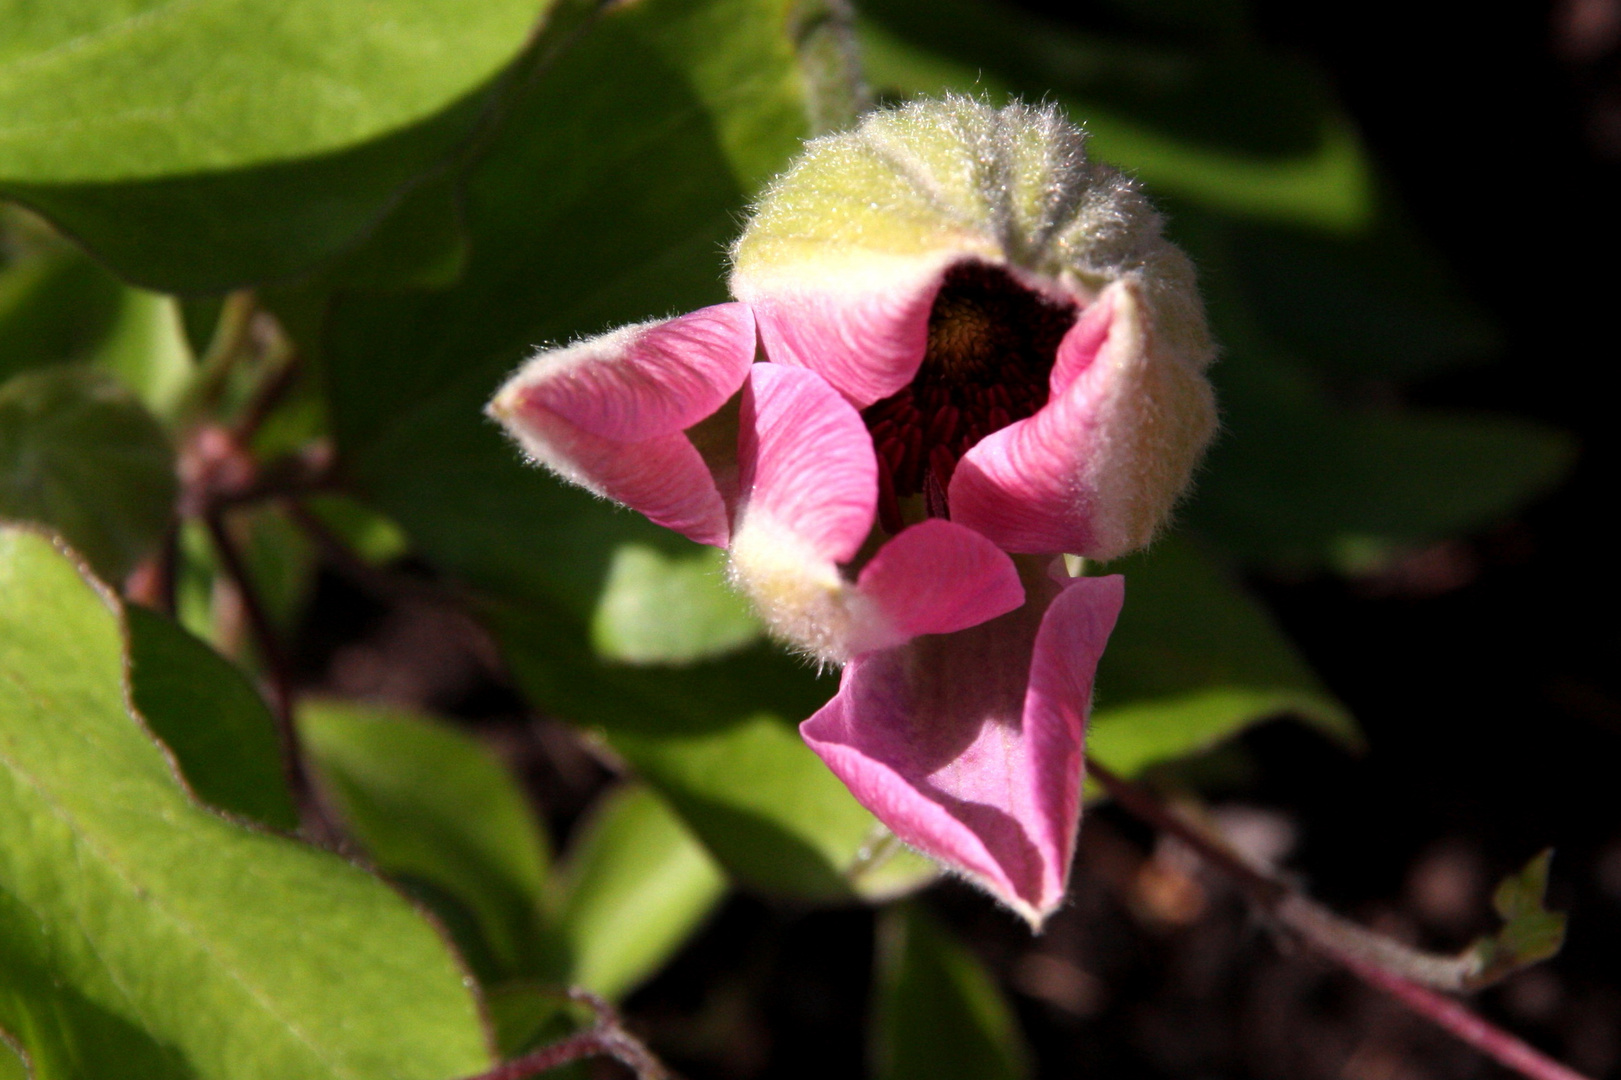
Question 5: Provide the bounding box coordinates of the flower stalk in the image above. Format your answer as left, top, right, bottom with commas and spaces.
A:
1086, 760, 1590, 1080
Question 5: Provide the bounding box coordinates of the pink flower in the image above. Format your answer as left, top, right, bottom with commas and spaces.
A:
490, 97, 1216, 926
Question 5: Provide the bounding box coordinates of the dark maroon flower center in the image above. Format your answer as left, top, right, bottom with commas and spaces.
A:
862, 260, 1078, 533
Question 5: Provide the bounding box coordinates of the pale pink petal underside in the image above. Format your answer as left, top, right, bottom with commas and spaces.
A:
521, 302, 756, 439
801, 574, 1125, 925
527, 422, 731, 546
737, 362, 877, 564
855, 518, 1024, 639
741, 257, 952, 408
490, 304, 756, 547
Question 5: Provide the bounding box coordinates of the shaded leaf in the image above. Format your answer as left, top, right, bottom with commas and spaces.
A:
0, 366, 175, 581
1088, 535, 1357, 780
0, 525, 491, 1080
855, 0, 1374, 230
0, 0, 554, 290
873, 904, 1028, 1080
299, 699, 552, 982
1226, 221, 1500, 381
491, 597, 935, 901
1187, 350, 1574, 571
0, 240, 123, 381
555, 784, 726, 1001
125, 605, 297, 830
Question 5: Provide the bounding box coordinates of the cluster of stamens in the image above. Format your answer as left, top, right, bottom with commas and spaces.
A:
862, 261, 1078, 533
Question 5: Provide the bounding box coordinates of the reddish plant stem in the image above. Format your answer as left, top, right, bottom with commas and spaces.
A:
459, 990, 669, 1080
202, 510, 313, 820
231, 344, 303, 446
1086, 760, 1590, 1080
1329, 942, 1590, 1080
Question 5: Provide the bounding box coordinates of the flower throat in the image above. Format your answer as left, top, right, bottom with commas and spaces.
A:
862, 261, 1078, 533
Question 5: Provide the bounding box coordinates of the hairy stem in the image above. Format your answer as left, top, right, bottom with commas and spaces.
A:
458, 990, 670, 1080
1086, 760, 1590, 1080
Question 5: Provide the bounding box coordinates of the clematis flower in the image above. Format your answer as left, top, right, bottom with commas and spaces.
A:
489, 96, 1216, 926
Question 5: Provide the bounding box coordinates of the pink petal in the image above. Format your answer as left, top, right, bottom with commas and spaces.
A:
736, 362, 876, 564
855, 519, 1024, 639
733, 368, 1014, 661
522, 422, 732, 547
489, 305, 756, 547
736, 256, 955, 408
512, 303, 756, 439
801, 572, 1125, 926
948, 282, 1216, 559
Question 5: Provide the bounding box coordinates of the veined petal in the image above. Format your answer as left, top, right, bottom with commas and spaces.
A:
493, 303, 755, 440
801, 572, 1125, 927
948, 281, 1218, 559
730, 366, 1019, 660
736, 362, 875, 563
515, 422, 731, 547
732, 253, 961, 408
727, 363, 882, 661
488, 305, 755, 547
855, 518, 1024, 639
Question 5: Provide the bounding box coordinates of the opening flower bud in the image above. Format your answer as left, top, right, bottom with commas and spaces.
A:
489, 95, 1217, 926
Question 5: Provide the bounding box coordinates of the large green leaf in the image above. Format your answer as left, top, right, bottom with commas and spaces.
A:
298, 700, 552, 983
0, 366, 175, 582
0, 0, 553, 290
1223, 220, 1500, 381
854, 0, 1373, 231
1156, 211, 1574, 571
1185, 329, 1573, 571
1089, 535, 1356, 780
490, 597, 937, 901
125, 605, 297, 830
554, 784, 726, 1001
0, 237, 123, 382
0, 525, 491, 1080
322, 0, 937, 902
872, 905, 1029, 1080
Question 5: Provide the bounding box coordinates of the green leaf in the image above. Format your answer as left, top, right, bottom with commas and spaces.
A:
591, 544, 761, 664
0, 366, 176, 582
1187, 350, 1575, 571
0, 0, 553, 290
555, 784, 726, 1001
90, 288, 194, 420
0, 239, 123, 382
1225, 220, 1500, 381
125, 605, 297, 830
0, 525, 491, 1080
300, 493, 410, 565
318, 169, 472, 293
298, 699, 552, 982
854, 0, 1374, 231
492, 597, 936, 902
1088, 535, 1357, 780
320, 0, 930, 903
872, 905, 1029, 1080
1465, 850, 1567, 988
